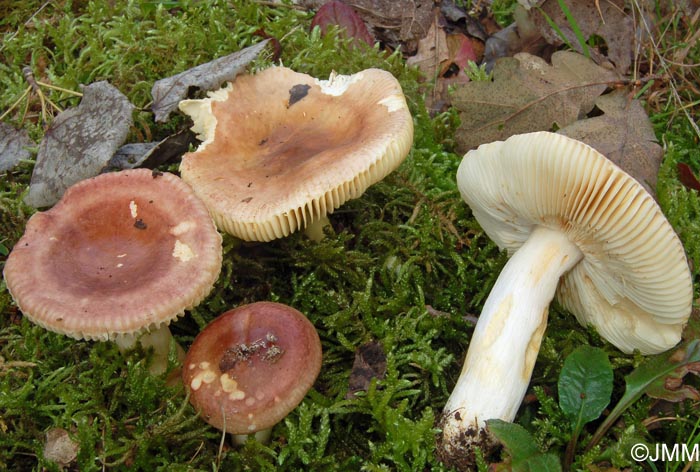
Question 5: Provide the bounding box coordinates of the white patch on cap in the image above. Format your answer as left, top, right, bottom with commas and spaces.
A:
378, 95, 406, 113
190, 365, 217, 391
170, 220, 197, 236
172, 240, 195, 262
129, 200, 138, 218
315, 71, 362, 96
220, 373, 246, 401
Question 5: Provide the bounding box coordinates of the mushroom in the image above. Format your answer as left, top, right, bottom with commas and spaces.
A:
437, 132, 693, 465
3, 169, 223, 374
178, 65, 414, 242
182, 301, 322, 444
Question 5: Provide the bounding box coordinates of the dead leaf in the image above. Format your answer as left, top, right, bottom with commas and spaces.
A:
483, 5, 549, 70
677, 162, 700, 192
346, 340, 387, 399
44, 427, 79, 467
407, 16, 449, 79
452, 50, 617, 151
310, 0, 374, 47
558, 88, 662, 194
151, 39, 270, 123
528, 0, 636, 73
446, 33, 480, 74
342, 0, 435, 51
0, 122, 34, 172
25, 81, 135, 208
646, 345, 700, 403
103, 128, 195, 172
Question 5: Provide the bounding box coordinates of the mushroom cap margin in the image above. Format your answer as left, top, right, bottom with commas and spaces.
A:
3, 169, 223, 341
182, 301, 323, 434
178, 66, 415, 241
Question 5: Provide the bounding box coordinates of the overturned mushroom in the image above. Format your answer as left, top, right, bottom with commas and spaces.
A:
178, 65, 414, 241
182, 301, 322, 443
3, 169, 223, 374
437, 132, 693, 467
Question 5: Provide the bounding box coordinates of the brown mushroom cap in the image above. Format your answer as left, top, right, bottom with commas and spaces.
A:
178, 66, 414, 241
3, 169, 223, 341
182, 301, 322, 434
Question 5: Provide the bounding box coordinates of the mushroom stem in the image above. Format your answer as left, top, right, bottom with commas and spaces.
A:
114, 326, 185, 375
438, 225, 583, 460
304, 214, 333, 241
231, 429, 273, 445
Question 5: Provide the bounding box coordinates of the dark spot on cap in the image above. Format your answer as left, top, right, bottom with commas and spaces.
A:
288, 83, 311, 107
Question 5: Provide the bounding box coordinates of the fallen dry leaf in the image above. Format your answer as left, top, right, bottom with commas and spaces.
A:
310, 0, 374, 47
558, 88, 662, 194
645, 344, 700, 403
452, 50, 617, 151
446, 32, 480, 75
677, 162, 700, 192
151, 39, 270, 122
483, 5, 549, 69
346, 340, 387, 399
44, 427, 79, 467
0, 122, 34, 172
25, 81, 134, 208
343, 0, 435, 51
528, 0, 636, 73
407, 15, 450, 79
104, 129, 195, 172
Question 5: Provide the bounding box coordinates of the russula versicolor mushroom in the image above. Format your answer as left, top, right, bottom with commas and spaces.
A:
437, 131, 693, 465
178, 65, 414, 242
182, 301, 322, 444
3, 169, 222, 374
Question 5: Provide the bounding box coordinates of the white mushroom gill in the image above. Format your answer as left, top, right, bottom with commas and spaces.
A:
440, 226, 582, 455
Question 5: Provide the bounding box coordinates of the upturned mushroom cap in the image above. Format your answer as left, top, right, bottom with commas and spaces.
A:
182, 302, 322, 435
3, 169, 223, 341
178, 65, 414, 241
456, 131, 693, 354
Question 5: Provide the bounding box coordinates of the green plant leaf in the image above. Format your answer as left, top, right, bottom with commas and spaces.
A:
586, 339, 700, 452
487, 419, 562, 472
558, 345, 613, 430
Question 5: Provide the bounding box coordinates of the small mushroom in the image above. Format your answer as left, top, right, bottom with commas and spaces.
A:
437, 132, 693, 466
178, 65, 414, 242
182, 301, 322, 444
3, 169, 223, 374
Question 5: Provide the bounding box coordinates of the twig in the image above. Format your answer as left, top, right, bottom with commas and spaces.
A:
0, 0, 52, 54
425, 304, 479, 325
